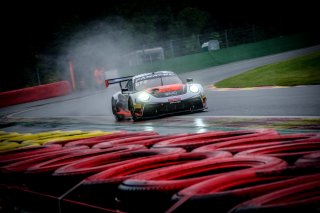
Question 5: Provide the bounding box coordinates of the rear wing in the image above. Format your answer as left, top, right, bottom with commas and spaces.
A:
105, 76, 133, 88
105, 76, 133, 93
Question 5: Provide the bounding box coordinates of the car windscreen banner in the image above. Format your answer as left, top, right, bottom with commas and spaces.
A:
135, 72, 175, 83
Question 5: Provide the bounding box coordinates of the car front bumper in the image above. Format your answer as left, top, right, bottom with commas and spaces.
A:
139, 96, 206, 117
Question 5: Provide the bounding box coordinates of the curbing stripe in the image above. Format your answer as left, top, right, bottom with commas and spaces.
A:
206, 85, 302, 91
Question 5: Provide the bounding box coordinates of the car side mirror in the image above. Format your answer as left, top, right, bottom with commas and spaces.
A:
186, 78, 193, 83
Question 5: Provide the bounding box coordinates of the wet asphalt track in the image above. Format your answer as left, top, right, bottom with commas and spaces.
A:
5, 84, 320, 118
1, 45, 320, 134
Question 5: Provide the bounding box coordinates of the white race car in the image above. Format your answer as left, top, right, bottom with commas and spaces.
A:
106, 71, 207, 121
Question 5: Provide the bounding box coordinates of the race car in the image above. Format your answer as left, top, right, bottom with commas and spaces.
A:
105, 71, 207, 121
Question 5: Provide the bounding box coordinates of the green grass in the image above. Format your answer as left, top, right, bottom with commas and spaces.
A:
214, 51, 320, 88
118, 32, 320, 76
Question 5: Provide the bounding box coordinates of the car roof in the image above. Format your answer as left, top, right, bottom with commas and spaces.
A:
133, 71, 176, 81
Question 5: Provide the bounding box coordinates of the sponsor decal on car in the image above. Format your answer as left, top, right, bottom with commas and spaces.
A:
147, 84, 183, 94
135, 72, 175, 82
168, 97, 182, 103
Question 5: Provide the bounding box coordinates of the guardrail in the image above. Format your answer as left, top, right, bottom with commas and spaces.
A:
0, 81, 72, 108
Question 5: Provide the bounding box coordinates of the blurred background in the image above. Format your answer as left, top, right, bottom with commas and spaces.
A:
2, 0, 318, 92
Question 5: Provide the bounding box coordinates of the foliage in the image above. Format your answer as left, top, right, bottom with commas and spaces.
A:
175, 7, 210, 37
3, 0, 318, 91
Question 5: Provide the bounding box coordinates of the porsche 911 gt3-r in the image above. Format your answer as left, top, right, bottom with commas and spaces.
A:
105, 71, 207, 121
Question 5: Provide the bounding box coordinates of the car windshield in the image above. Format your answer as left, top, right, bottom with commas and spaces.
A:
134, 75, 182, 91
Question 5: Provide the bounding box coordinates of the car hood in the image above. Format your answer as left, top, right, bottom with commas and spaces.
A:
145, 84, 186, 98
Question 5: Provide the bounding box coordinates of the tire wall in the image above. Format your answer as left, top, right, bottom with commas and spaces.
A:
1, 129, 319, 213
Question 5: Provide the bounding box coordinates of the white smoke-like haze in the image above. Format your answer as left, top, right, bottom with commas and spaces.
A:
57, 17, 142, 90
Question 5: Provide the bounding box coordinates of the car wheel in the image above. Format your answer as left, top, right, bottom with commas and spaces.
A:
128, 98, 139, 121
111, 97, 124, 121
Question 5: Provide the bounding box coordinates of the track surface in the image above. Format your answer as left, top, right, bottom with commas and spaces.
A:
1, 45, 320, 133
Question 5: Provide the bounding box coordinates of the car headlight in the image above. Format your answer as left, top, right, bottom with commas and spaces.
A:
190, 85, 199, 93
138, 92, 150, 102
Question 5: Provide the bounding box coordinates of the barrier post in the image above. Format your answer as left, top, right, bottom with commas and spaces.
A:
69, 61, 76, 90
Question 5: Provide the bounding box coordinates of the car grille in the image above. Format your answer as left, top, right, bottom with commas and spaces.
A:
142, 97, 204, 117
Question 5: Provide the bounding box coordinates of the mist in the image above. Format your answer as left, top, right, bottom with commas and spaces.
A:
57, 17, 141, 91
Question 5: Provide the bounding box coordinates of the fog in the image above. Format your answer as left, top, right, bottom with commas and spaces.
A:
57, 17, 141, 90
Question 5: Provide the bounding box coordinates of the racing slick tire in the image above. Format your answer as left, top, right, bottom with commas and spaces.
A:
228, 178, 320, 213
116, 155, 286, 213
111, 97, 125, 121
128, 97, 139, 121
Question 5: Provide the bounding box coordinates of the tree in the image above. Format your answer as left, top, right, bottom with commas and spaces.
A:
175, 7, 210, 36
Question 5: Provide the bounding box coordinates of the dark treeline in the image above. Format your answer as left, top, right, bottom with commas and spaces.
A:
2, 0, 318, 91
